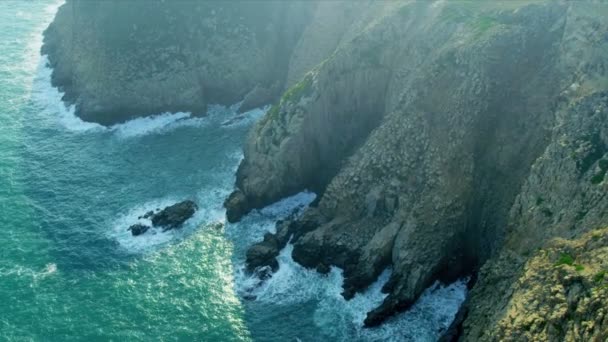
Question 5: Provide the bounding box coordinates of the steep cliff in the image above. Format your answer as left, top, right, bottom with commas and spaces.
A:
43, 0, 608, 337
228, 0, 608, 334
42, 0, 315, 125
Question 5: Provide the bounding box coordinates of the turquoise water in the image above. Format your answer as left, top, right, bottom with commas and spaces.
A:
0, 1, 466, 341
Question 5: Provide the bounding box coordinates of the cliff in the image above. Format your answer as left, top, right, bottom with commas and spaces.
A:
41, 0, 316, 125
43, 0, 608, 338
227, 0, 608, 336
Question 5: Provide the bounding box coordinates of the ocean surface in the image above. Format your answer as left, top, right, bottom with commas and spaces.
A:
0, 1, 467, 341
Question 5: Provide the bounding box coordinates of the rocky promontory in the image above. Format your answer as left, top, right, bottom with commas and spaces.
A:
41, 0, 316, 125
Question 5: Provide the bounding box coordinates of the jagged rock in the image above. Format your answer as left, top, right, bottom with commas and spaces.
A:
128, 223, 150, 236
150, 200, 198, 231
232, 0, 608, 333
246, 233, 280, 273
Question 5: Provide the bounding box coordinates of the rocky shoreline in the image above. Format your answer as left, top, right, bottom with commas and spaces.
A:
43, 0, 608, 340
225, 1, 608, 338
41, 0, 316, 125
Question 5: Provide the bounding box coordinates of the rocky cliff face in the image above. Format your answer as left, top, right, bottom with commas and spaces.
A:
44, 0, 608, 338
227, 0, 608, 336
468, 228, 608, 341
42, 0, 315, 125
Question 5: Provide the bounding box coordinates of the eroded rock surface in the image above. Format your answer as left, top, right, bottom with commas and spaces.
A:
469, 229, 608, 341
231, 0, 608, 332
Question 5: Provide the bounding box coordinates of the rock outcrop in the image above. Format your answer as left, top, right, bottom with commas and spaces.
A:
42, 0, 316, 125
229, 0, 608, 334
128, 200, 198, 236
151, 200, 198, 230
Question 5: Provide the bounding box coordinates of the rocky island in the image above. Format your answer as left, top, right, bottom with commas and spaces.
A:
42, 0, 608, 340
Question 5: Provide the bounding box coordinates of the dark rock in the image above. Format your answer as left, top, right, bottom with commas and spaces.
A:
128, 223, 150, 236
243, 208, 326, 279
364, 296, 414, 328
42, 1, 315, 125
316, 263, 331, 274
242, 294, 257, 301
150, 200, 198, 230
142, 210, 155, 219
246, 233, 280, 272
224, 189, 250, 223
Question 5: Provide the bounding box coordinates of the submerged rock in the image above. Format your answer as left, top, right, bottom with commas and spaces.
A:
150, 200, 198, 231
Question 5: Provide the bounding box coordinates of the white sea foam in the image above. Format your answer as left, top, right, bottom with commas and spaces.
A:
109, 162, 237, 254
31, 60, 208, 136
108, 112, 203, 139
109, 195, 223, 254
110, 198, 184, 253
226, 191, 316, 250
29, 0, 266, 139
238, 243, 467, 341
0, 263, 58, 282
31, 57, 263, 138
230, 191, 468, 341
31, 57, 104, 132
